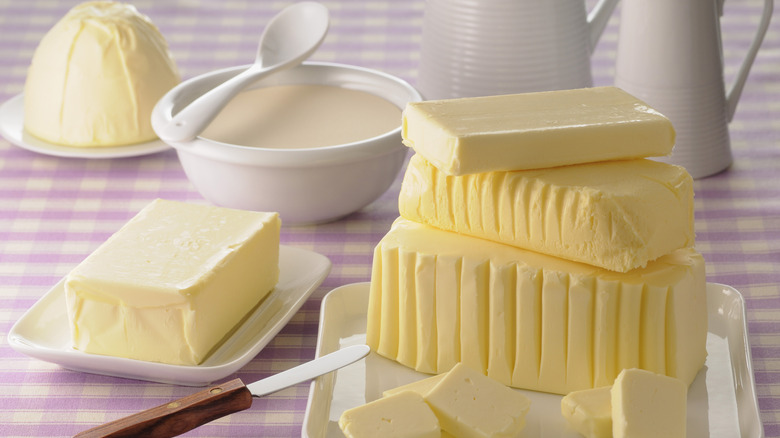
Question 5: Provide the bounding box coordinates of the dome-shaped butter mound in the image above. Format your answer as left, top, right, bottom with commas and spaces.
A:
23, 1, 180, 147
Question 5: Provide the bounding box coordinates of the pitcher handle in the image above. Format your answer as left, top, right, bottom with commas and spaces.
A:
725, 0, 773, 121
587, 0, 619, 53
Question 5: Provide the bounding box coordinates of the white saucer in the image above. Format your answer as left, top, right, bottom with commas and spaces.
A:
8, 245, 331, 386
0, 94, 170, 159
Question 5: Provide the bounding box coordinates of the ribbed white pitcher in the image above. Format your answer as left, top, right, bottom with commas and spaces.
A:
614, 0, 773, 179
417, 0, 618, 100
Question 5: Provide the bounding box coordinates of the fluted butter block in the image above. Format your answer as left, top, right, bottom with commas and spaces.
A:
366, 219, 707, 395
65, 199, 280, 365
399, 154, 694, 272
401, 86, 674, 176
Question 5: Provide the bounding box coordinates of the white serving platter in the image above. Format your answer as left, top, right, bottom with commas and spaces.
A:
302, 282, 763, 438
0, 94, 170, 159
8, 245, 330, 386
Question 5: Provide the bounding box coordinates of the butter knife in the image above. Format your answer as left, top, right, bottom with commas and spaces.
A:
75, 344, 370, 438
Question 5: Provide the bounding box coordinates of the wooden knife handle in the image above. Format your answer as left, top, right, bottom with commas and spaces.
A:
74, 378, 253, 438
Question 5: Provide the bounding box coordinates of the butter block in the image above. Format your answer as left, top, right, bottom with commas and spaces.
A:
402, 86, 674, 175
399, 154, 694, 272
424, 363, 531, 438
561, 386, 612, 438
339, 391, 440, 438
65, 199, 280, 365
24, 1, 180, 146
366, 218, 707, 394
611, 368, 687, 438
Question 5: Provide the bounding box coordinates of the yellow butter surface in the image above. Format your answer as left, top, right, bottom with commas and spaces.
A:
339, 391, 440, 438
424, 363, 531, 438
65, 199, 280, 365
399, 154, 694, 272
366, 218, 707, 394
611, 369, 687, 438
24, 1, 180, 147
561, 386, 612, 438
402, 87, 674, 175
382, 373, 446, 398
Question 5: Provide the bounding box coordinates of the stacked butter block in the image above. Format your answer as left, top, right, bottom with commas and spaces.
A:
366, 87, 708, 395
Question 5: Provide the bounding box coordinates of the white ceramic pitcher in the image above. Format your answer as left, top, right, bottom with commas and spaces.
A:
417, 0, 619, 100
615, 0, 773, 179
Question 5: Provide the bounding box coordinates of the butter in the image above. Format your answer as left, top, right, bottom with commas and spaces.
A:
382, 373, 446, 398
611, 368, 687, 438
424, 363, 531, 438
24, 1, 180, 147
561, 386, 612, 438
338, 391, 440, 438
402, 86, 674, 175
399, 154, 695, 272
65, 199, 280, 365
366, 218, 707, 394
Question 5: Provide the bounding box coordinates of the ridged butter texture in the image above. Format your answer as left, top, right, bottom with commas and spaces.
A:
399, 154, 695, 273
24, 1, 180, 147
65, 199, 280, 366
366, 218, 707, 395
401, 86, 675, 176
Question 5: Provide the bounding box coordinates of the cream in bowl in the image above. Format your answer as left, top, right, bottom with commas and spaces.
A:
152, 62, 422, 225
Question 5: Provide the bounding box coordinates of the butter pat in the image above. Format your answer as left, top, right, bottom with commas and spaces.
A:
367, 218, 707, 394
424, 363, 531, 438
402, 87, 674, 175
400, 154, 694, 272
382, 373, 446, 398
339, 391, 440, 438
65, 199, 280, 365
561, 386, 612, 438
611, 368, 687, 438
24, 1, 180, 146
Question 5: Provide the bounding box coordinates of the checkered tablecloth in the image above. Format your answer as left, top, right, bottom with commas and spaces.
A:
1, 1, 779, 437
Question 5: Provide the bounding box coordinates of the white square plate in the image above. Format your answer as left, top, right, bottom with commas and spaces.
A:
303, 282, 763, 438
8, 245, 331, 386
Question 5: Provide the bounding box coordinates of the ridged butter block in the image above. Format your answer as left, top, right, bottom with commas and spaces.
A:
399, 154, 694, 272
366, 219, 707, 395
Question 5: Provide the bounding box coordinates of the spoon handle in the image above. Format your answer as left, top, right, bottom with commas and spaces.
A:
156, 66, 265, 143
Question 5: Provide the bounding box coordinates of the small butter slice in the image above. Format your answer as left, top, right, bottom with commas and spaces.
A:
611, 368, 687, 438
65, 199, 280, 365
424, 363, 531, 438
402, 86, 674, 175
382, 373, 446, 398
399, 154, 694, 273
339, 391, 440, 438
561, 386, 612, 438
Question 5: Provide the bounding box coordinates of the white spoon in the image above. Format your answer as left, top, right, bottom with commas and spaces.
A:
157, 1, 329, 143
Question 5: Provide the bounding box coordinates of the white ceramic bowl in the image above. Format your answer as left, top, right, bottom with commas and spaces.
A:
152, 62, 421, 225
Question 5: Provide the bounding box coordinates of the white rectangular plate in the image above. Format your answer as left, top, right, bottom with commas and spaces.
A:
303, 282, 763, 438
8, 245, 331, 386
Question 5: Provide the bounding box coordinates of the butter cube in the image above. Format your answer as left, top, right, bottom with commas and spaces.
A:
561, 386, 612, 438
611, 368, 687, 438
338, 391, 440, 438
402, 86, 674, 175
399, 154, 694, 272
65, 199, 280, 365
367, 218, 707, 394
424, 363, 531, 438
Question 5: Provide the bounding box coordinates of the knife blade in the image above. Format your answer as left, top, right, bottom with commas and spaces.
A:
74, 344, 370, 438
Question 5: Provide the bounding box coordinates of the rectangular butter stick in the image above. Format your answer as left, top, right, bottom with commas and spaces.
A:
399, 154, 694, 273
65, 199, 280, 366
402, 86, 675, 175
366, 218, 707, 395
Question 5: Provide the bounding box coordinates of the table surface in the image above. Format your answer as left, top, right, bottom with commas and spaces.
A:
1, 1, 779, 437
